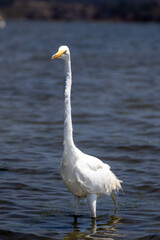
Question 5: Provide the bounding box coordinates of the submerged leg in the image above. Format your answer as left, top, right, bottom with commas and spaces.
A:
111, 192, 117, 210
73, 196, 80, 216
87, 193, 97, 218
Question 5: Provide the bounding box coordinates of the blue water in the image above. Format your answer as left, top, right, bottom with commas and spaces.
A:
0, 21, 160, 240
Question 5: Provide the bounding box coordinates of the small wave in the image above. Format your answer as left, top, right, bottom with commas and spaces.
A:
0, 229, 52, 240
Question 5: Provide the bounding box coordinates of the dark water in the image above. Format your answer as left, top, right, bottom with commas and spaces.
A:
0, 21, 160, 240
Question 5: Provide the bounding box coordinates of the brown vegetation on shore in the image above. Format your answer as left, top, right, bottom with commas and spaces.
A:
0, 0, 160, 22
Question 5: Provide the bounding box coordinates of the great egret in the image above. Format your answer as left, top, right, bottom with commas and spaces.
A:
51, 46, 122, 218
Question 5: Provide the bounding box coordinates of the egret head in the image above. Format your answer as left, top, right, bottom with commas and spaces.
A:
51, 45, 70, 61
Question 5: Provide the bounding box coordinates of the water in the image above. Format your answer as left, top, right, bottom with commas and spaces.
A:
0, 21, 160, 240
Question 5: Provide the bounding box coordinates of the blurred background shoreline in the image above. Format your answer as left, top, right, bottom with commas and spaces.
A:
0, 0, 160, 23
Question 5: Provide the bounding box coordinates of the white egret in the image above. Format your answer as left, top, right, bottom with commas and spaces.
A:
51, 46, 122, 218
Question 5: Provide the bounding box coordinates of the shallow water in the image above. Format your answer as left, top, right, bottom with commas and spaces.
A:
0, 21, 160, 240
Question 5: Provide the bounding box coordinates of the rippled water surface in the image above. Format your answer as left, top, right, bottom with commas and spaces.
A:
0, 21, 160, 240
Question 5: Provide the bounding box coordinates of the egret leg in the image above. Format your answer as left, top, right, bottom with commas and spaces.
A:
87, 193, 97, 218
73, 196, 80, 216
111, 192, 117, 210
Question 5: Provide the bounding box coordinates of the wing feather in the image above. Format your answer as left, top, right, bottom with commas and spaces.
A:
74, 154, 114, 195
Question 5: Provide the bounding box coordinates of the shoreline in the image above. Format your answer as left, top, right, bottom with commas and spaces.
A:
0, 1, 160, 23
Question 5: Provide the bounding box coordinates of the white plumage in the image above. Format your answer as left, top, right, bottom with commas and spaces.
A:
51, 45, 122, 218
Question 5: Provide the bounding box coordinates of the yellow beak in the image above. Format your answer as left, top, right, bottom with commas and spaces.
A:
51, 50, 65, 60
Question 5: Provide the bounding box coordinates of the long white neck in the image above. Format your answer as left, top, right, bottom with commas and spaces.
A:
63, 54, 74, 149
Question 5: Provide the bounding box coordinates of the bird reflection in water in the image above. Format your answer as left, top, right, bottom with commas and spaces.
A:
64, 213, 123, 239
